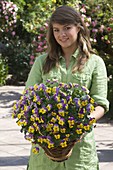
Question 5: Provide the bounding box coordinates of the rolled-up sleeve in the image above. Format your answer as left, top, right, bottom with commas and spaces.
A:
25, 54, 46, 88
89, 56, 109, 112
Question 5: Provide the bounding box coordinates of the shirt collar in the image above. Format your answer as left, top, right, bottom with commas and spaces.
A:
72, 49, 79, 58
59, 48, 79, 59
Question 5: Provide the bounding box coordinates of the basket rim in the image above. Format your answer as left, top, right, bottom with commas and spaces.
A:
45, 147, 73, 162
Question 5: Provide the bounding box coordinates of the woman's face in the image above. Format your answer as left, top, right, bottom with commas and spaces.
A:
52, 23, 80, 51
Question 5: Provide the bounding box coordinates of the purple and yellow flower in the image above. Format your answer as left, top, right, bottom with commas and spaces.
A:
33, 95, 40, 102
90, 98, 95, 104
68, 82, 73, 88
78, 113, 84, 119
64, 104, 68, 110
32, 108, 38, 114
17, 119, 27, 126
56, 115, 60, 121
46, 104, 52, 111
53, 124, 60, 133
65, 134, 70, 138
33, 122, 40, 131
60, 91, 67, 97
46, 123, 53, 131
58, 117, 65, 126
32, 147, 39, 154
68, 117, 75, 128
28, 126, 35, 133
67, 95, 72, 104
37, 136, 44, 143
81, 100, 88, 106
76, 128, 82, 134
17, 112, 23, 119
51, 111, 57, 116
60, 140, 67, 148
37, 100, 42, 105
54, 134, 60, 139
77, 123, 84, 129
57, 103, 63, 109
45, 87, 52, 94
38, 83, 46, 91
38, 116, 44, 123
60, 99, 67, 104
89, 117, 96, 124
52, 86, 59, 94
60, 127, 66, 133
48, 141, 54, 149
39, 107, 47, 114
81, 86, 89, 93
30, 115, 35, 121
34, 84, 38, 90
78, 108, 86, 118
83, 124, 90, 131
73, 98, 81, 108
86, 103, 95, 113
50, 117, 57, 123
54, 95, 60, 102
25, 134, 33, 141
58, 109, 65, 117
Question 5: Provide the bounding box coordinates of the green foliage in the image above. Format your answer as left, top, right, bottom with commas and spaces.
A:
2, 40, 31, 84
11, 0, 56, 34
0, 54, 8, 86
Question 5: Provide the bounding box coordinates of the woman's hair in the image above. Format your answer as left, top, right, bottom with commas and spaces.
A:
43, 5, 94, 74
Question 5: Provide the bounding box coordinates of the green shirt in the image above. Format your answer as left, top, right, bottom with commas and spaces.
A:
26, 50, 109, 170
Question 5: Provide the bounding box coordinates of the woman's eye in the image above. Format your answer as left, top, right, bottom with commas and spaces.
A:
65, 26, 71, 30
53, 29, 59, 32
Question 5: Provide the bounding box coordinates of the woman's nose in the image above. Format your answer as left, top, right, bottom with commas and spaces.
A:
59, 30, 66, 36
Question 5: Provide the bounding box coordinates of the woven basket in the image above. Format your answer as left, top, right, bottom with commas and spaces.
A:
40, 134, 85, 162
41, 140, 78, 162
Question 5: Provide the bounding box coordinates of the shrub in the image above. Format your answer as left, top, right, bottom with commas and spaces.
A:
0, 54, 8, 86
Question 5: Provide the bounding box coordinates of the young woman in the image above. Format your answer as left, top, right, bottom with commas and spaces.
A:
26, 5, 109, 170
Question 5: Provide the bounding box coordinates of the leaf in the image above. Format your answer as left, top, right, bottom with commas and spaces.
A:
104, 35, 108, 40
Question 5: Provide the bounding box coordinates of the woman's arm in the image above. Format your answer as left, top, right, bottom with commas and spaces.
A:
25, 54, 46, 88
89, 55, 109, 116
90, 106, 105, 121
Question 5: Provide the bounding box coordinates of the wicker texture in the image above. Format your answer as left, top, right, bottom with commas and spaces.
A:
40, 140, 78, 162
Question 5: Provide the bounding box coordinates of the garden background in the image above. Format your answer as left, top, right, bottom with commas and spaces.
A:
0, 0, 113, 118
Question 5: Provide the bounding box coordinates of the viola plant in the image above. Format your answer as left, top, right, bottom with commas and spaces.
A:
12, 80, 96, 154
